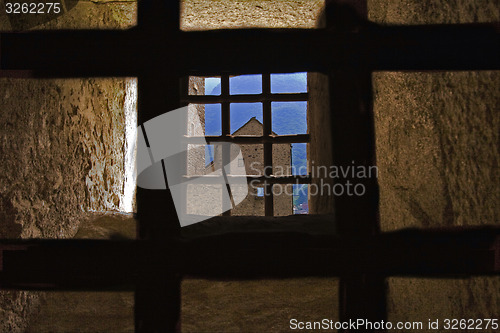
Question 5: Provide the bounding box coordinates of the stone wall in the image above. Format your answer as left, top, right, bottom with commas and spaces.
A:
373, 70, 500, 332
368, 0, 499, 25
370, 0, 499, 328
308, 72, 333, 214
0, 76, 137, 332
0, 78, 135, 236
181, 0, 324, 30
373, 72, 499, 231
0, 0, 136, 31
0, 2, 137, 331
187, 77, 205, 176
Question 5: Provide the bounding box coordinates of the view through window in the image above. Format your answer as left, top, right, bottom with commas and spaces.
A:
184, 73, 310, 216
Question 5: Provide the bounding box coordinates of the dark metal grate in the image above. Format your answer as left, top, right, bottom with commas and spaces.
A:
0, 0, 498, 332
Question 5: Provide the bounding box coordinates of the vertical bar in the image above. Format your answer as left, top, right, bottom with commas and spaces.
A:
138, 0, 180, 32
179, 76, 190, 107
339, 275, 386, 328
135, 7, 183, 321
135, 73, 183, 333
329, 70, 378, 235
136, 74, 182, 238
221, 74, 230, 136
221, 74, 232, 216
324, 1, 385, 330
180, 76, 190, 220
262, 73, 274, 216
331, 68, 385, 333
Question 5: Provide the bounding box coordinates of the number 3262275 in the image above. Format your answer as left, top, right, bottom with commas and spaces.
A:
5, 2, 62, 14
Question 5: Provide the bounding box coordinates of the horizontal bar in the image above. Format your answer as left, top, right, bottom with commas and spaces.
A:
185, 134, 310, 144
369, 23, 500, 71
182, 174, 312, 185
1, 30, 145, 77
0, 70, 34, 78
182, 24, 499, 72
0, 240, 140, 290
180, 223, 500, 278
182, 92, 308, 104
1, 23, 497, 77
0, 225, 498, 289
179, 29, 329, 74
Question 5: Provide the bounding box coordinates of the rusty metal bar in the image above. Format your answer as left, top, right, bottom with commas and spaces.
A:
220, 74, 232, 216
182, 174, 312, 185
184, 134, 310, 144
1, 24, 498, 77
1, 227, 498, 290
182, 92, 309, 104
221, 74, 230, 136
262, 73, 274, 216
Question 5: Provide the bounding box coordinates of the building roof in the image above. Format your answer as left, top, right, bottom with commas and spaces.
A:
205, 117, 292, 167
232, 117, 279, 136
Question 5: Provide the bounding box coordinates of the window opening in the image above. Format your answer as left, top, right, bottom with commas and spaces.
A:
183, 73, 310, 216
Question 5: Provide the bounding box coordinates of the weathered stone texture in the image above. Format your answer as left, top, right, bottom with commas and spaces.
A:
374, 69, 500, 333
181, 0, 324, 30
182, 277, 339, 333
1, 2, 136, 330
0, 78, 134, 239
0, 0, 137, 31
187, 77, 205, 176
0, 291, 41, 333
0, 77, 134, 331
308, 72, 333, 214
387, 277, 500, 332
374, 72, 499, 231
369, 0, 499, 24
370, 0, 499, 327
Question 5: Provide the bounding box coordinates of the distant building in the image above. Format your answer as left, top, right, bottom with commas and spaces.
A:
186, 78, 206, 176
188, 116, 293, 216
214, 117, 293, 216
187, 77, 294, 216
